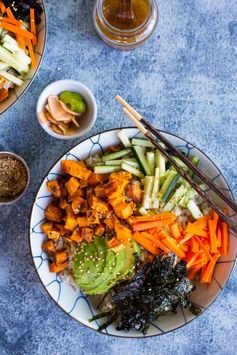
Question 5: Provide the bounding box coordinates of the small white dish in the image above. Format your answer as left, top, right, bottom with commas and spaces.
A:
36, 80, 97, 140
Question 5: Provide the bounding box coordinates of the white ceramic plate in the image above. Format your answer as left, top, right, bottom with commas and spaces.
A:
29, 128, 237, 338
0, 1, 47, 115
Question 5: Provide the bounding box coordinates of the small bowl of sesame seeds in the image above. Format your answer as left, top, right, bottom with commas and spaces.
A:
0, 152, 30, 205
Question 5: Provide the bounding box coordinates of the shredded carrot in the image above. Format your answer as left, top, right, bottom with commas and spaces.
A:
159, 230, 186, 259
132, 218, 174, 232
191, 237, 199, 253
27, 39, 36, 68
30, 8, 37, 45
0, 21, 34, 39
220, 221, 229, 256
169, 222, 181, 239
0, 2, 6, 14
186, 222, 208, 238
132, 232, 160, 255
208, 219, 218, 254
132, 212, 176, 223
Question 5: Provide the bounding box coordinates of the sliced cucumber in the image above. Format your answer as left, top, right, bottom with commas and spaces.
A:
132, 146, 152, 175
152, 167, 160, 197
105, 160, 124, 166
131, 138, 155, 148
188, 155, 200, 178
187, 200, 203, 219
117, 130, 131, 148
121, 162, 144, 178
163, 185, 187, 212
155, 149, 166, 177
146, 151, 155, 175
94, 165, 120, 174
160, 171, 180, 202
123, 159, 139, 168
102, 148, 131, 162
139, 207, 148, 216
0, 70, 23, 86
142, 176, 154, 209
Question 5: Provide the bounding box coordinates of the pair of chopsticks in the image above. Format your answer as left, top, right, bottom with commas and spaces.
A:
116, 95, 237, 234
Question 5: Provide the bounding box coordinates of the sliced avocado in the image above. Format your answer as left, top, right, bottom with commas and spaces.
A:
76, 237, 107, 287
74, 243, 97, 284
81, 249, 116, 294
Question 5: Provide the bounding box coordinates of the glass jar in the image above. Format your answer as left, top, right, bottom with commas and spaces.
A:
93, 0, 159, 50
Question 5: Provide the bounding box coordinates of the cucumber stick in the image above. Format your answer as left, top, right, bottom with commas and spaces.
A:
160, 171, 180, 202
121, 162, 144, 178
94, 165, 120, 174
117, 130, 131, 147
163, 185, 187, 212
132, 146, 152, 175
155, 149, 166, 177
102, 148, 131, 162
131, 138, 155, 148
146, 151, 155, 175
142, 176, 154, 209
187, 200, 203, 219
139, 207, 149, 216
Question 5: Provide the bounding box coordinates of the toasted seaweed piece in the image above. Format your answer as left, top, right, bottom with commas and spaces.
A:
91, 254, 201, 333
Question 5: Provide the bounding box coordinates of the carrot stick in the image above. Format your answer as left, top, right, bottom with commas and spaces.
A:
186, 222, 208, 238
132, 218, 174, 232
6, 6, 15, 18
0, 22, 34, 39
27, 39, 36, 68
200, 254, 219, 284
132, 212, 176, 223
30, 8, 37, 45
217, 224, 222, 248
188, 266, 201, 280
220, 221, 229, 256
208, 219, 218, 254
186, 252, 200, 269
179, 233, 194, 244
146, 233, 171, 254
195, 236, 213, 262
159, 230, 186, 259
0, 2, 6, 14
193, 215, 210, 229
132, 232, 160, 255
2, 17, 21, 26
169, 222, 181, 239
191, 237, 199, 253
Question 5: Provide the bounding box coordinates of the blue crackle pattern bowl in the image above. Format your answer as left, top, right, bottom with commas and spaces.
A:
29, 128, 237, 338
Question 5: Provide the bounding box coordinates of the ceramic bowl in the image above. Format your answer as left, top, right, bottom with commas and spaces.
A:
0, 1, 47, 115
0, 151, 30, 205
36, 80, 97, 140
29, 128, 237, 338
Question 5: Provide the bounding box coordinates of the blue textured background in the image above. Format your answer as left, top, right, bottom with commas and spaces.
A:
0, 0, 237, 354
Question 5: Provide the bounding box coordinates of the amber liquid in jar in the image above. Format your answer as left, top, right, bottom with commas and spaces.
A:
102, 0, 149, 30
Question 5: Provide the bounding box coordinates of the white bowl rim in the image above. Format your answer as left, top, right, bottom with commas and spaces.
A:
29, 127, 237, 338
36, 79, 98, 140
0, 0, 47, 116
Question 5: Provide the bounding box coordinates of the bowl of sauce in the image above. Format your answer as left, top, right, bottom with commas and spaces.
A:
94, 0, 159, 50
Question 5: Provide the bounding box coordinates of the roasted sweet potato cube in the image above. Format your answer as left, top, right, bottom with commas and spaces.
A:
109, 171, 132, 190
104, 214, 116, 230
108, 194, 126, 208
65, 177, 80, 196
60, 199, 68, 209
127, 183, 143, 202
95, 223, 105, 237
45, 204, 63, 223
61, 160, 92, 180
80, 180, 88, 188
88, 173, 108, 185
107, 237, 121, 249
55, 224, 67, 236
71, 228, 83, 244
55, 250, 68, 264
41, 222, 54, 235
71, 197, 87, 214
77, 217, 88, 227
113, 202, 133, 219
81, 227, 94, 242
87, 210, 100, 224
42, 240, 56, 253
47, 231, 60, 241
114, 219, 132, 244
46, 180, 61, 198
49, 261, 68, 273
94, 184, 105, 198
64, 213, 77, 231
89, 195, 109, 214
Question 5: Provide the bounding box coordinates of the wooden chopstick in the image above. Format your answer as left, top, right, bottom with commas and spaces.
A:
116, 95, 237, 214
116, 96, 237, 233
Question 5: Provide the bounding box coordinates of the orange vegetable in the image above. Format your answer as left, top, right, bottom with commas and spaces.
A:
71, 228, 83, 244
217, 224, 222, 248
77, 216, 89, 227
0, 21, 34, 39
195, 236, 213, 262
2, 17, 21, 26
132, 232, 160, 255
64, 213, 78, 231
0, 89, 9, 101
50, 261, 68, 273
46, 180, 61, 198
186, 222, 208, 238
107, 237, 121, 249
41, 222, 54, 235
30, 8, 37, 45
72, 196, 87, 214
81, 227, 94, 242
159, 230, 186, 259
108, 194, 126, 208
127, 183, 143, 202
88, 172, 108, 185
114, 219, 132, 244
26, 38, 36, 68
186, 252, 200, 269
45, 204, 63, 223
61, 160, 92, 180
193, 215, 210, 229
42, 240, 56, 254
132, 212, 176, 223
208, 219, 218, 254
65, 177, 80, 196
0, 1, 6, 14
89, 195, 109, 214
200, 254, 219, 284
87, 210, 100, 224
191, 237, 199, 253
169, 222, 181, 239
132, 218, 174, 232
47, 231, 60, 241
145, 232, 171, 254
55, 250, 68, 264
113, 201, 133, 219
95, 223, 105, 237
220, 221, 229, 256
